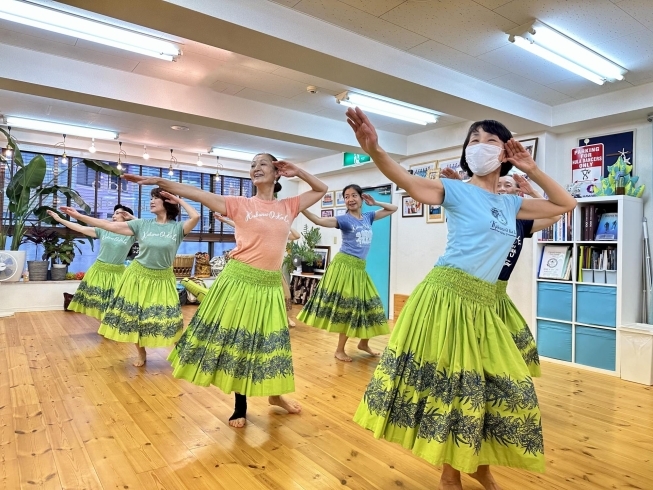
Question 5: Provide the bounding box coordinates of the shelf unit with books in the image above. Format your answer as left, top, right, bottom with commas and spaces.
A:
532, 195, 643, 374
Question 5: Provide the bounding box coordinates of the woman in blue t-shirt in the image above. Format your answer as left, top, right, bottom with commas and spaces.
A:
298, 184, 397, 362
346, 107, 576, 489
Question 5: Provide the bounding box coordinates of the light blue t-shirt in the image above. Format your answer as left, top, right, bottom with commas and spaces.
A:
435, 179, 523, 283
336, 211, 375, 260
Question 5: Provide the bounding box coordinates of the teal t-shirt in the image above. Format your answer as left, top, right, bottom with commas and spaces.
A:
435, 179, 523, 283
95, 228, 135, 265
127, 219, 185, 270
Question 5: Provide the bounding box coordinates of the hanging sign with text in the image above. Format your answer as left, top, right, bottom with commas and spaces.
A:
343, 152, 371, 167
572, 143, 604, 183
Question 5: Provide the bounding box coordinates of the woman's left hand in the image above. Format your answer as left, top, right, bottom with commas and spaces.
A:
362, 193, 376, 206
274, 160, 300, 178
160, 190, 182, 204
505, 139, 537, 175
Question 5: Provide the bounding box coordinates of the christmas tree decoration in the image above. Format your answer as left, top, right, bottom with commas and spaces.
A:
593, 154, 645, 197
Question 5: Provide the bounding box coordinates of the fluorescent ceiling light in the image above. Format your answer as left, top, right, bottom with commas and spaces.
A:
336, 91, 438, 125
0, 0, 181, 61
5, 117, 118, 139
509, 21, 626, 85
210, 148, 258, 161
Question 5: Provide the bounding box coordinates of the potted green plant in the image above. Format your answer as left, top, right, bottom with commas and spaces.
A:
43, 232, 89, 281
0, 128, 120, 276
21, 225, 56, 281
298, 225, 322, 274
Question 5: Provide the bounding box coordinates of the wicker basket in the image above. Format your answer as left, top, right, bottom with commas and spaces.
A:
173, 255, 195, 278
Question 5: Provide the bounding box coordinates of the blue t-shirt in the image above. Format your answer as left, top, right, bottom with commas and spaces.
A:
499, 219, 534, 281
336, 211, 375, 260
435, 179, 523, 283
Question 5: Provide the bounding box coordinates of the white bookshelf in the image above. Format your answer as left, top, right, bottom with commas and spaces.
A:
531, 195, 643, 375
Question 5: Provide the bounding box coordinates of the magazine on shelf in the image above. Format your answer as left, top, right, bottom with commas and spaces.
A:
595, 212, 618, 240
539, 245, 572, 280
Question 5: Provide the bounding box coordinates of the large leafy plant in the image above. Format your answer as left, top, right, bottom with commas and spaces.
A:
282, 225, 322, 270
0, 128, 121, 250
43, 232, 90, 265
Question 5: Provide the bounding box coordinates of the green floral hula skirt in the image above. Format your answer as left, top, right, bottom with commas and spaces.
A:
496, 280, 541, 378
297, 252, 389, 339
168, 259, 294, 397
98, 260, 183, 347
354, 267, 545, 474
68, 260, 125, 320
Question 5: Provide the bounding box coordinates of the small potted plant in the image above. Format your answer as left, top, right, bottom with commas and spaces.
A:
298, 225, 322, 274
21, 225, 56, 281
43, 232, 89, 281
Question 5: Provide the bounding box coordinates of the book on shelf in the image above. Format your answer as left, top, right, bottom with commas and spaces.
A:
577, 245, 617, 274
539, 210, 573, 241
538, 244, 572, 280
595, 212, 618, 240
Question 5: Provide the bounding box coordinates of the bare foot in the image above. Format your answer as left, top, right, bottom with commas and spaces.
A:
268, 395, 302, 414
288, 318, 296, 328
357, 341, 380, 356
228, 417, 246, 428
133, 345, 146, 367
334, 350, 352, 362
438, 481, 463, 490
470, 466, 502, 490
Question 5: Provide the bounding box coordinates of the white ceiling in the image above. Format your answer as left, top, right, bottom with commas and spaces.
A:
268, 0, 653, 105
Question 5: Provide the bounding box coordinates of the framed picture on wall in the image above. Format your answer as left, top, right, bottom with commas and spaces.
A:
313, 245, 331, 273
409, 161, 438, 180
438, 156, 468, 181
426, 204, 445, 223
519, 138, 538, 160
335, 191, 345, 206
335, 208, 347, 216
321, 209, 334, 218
321, 191, 334, 208
402, 196, 423, 218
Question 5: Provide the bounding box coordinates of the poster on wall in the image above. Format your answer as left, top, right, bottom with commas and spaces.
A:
578, 131, 634, 177
571, 143, 604, 198
438, 157, 468, 181
409, 161, 438, 180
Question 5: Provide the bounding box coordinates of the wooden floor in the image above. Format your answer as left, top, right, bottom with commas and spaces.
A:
1, 307, 652, 490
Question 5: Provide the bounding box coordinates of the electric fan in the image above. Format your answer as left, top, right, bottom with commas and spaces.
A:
0, 252, 20, 282
292, 256, 302, 270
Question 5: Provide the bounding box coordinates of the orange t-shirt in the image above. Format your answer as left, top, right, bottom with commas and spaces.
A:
225, 195, 300, 271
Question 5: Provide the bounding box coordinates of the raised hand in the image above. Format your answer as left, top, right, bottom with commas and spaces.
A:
59, 206, 83, 219
346, 107, 380, 156
159, 190, 182, 204
513, 173, 535, 197
46, 210, 63, 222
122, 174, 160, 186
440, 168, 460, 180
274, 160, 300, 178
214, 212, 229, 223
361, 193, 376, 206
505, 139, 537, 175
117, 210, 136, 221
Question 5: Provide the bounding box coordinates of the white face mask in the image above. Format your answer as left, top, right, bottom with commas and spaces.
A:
465, 143, 503, 176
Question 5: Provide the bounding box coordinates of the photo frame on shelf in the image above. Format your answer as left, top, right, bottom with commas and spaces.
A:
402, 196, 423, 218
313, 245, 331, 273
321, 209, 334, 218
438, 156, 468, 181
321, 191, 334, 208
335, 208, 347, 216
335, 191, 345, 207
426, 204, 445, 223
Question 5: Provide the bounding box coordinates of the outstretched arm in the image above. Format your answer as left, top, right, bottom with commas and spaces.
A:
59, 206, 133, 236
214, 213, 236, 229
274, 161, 328, 211
362, 193, 398, 221
288, 227, 301, 241
346, 107, 444, 205
122, 175, 227, 215
302, 209, 338, 228
47, 210, 97, 238
505, 141, 576, 219
514, 174, 563, 232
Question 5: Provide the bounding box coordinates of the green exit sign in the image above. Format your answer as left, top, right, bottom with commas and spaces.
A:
343, 152, 371, 167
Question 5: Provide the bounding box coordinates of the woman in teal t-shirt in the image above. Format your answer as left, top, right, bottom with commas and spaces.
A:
346, 107, 576, 489
60, 188, 199, 367
47, 205, 135, 320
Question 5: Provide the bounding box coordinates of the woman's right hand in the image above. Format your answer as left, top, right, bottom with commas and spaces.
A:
122, 174, 160, 186
59, 206, 83, 219
346, 107, 380, 156
214, 213, 228, 223
46, 210, 63, 222
440, 168, 460, 180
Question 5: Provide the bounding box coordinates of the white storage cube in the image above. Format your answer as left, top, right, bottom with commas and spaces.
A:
619, 323, 653, 385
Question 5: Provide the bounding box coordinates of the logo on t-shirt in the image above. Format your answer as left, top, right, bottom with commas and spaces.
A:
491, 207, 508, 225
245, 210, 290, 223
143, 230, 177, 241
104, 234, 131, 244
356, 229, 372, 246
489, 207, 516, 237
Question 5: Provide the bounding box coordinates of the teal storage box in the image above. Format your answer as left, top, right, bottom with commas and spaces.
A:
575, 326, 616, 371
576, 285, 616, 327
537, 282, 573, 321
537, 320, 572, 361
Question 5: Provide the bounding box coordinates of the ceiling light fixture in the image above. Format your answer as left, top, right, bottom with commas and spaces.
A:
5, 116, 118, 139
215, 156, 222, 176
170, 125, 189, 131
168, 149, 176, 177
335, 91, 438, 125
116, 141, 125, 170
60, 134, 68, 165
196, 153, 203, 167
0, 0, 181, 61
509, 21, 626, 85
209, 147, 258, 161
4, 127, 12, 158
88, 137, 96, 153
142, 145, 149, 160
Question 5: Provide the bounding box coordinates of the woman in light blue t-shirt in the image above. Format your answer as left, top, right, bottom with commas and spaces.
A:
298, 184, 397, 362
346, 107, 576, 489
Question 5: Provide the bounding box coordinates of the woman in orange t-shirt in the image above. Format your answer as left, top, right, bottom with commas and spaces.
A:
123, 154, 327, 428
